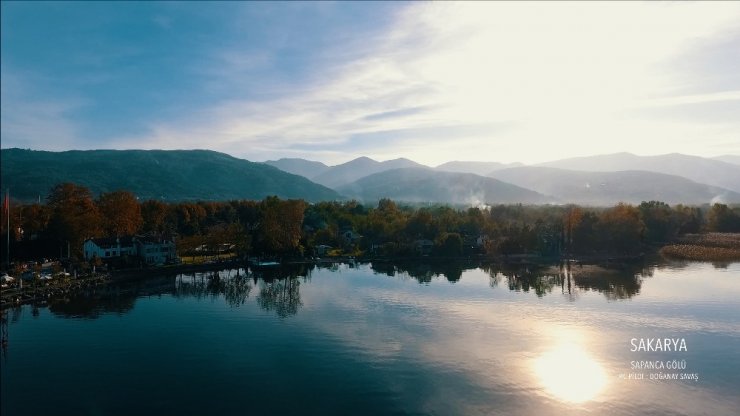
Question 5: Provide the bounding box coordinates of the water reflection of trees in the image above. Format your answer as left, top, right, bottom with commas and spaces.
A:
484, 264, 562, 298
566, 263, 651, 300
22, 259, 655, 322
257, 278, 302, 318
174, 269, 254, 307
173, 264, 311, 316
483, 262, 651, 300
370, 260, 648, 299
37, 265, 311, 319
254, 264, 311, 318
371, 260, 477, 283
47, 275, 176, 319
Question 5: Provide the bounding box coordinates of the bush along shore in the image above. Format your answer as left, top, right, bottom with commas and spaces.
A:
659, 233, 740, 261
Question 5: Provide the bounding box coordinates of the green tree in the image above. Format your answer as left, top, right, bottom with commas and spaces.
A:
706, 203, 740, 232
673, 204, 702, 234
639, 201, 676, 243
435, 232, 462, 256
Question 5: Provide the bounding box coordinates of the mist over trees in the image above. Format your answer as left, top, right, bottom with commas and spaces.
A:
3, 182, 739, 262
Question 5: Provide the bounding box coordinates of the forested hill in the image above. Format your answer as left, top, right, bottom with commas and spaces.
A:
0, 148, 341, 202
338, 167, 552, 204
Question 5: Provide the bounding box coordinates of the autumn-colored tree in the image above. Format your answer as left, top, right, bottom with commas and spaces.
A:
173, 203, 207, 235
47, 183, 102, 257
97, 191, 142, 236
141, 200, 171, 234
257, 197, 307, 254
563, 206, 583, 251
202, 222, 249, 258
597, 203, 645, 254
19, 203, 52, 239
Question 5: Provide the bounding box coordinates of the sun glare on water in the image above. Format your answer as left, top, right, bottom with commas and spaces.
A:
533, 342, 608, 403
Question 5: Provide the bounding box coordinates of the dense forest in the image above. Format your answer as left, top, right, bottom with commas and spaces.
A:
2, 182, 740, 264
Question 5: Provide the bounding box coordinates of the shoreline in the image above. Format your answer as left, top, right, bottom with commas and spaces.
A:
1, 252, 653, 310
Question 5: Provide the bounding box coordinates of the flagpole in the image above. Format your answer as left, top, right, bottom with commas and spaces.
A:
5, 189, 9, 269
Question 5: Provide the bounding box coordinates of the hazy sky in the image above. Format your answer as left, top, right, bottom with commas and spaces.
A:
2, 1, 739, 165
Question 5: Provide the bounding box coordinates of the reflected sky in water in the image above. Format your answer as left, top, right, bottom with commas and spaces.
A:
2, 261, 739, 415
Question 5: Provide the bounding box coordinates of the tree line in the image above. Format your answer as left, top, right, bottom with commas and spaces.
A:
2, 182, 740, 262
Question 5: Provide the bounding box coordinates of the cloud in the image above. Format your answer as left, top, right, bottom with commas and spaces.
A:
152, 15, 172, 30
92, 2, 740, 163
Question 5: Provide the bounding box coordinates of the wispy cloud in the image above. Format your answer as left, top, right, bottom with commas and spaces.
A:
110, 2, 740, 164
639, 91, 740, 108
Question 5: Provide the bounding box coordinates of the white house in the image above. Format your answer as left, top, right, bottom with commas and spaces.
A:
84, 236, 137, 261
83, 235, 177, 265
135, 236, 177, 265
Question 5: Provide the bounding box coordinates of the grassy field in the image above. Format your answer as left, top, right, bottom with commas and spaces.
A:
660, 233, 740, 261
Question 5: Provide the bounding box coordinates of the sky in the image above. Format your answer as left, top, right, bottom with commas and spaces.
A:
2, 1, 739, 166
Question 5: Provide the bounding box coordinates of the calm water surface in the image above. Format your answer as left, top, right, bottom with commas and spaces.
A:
1, 260, 739, 415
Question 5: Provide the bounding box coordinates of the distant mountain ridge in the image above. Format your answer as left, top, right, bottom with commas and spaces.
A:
338, 167, 552, 205
264, 158, 330, 179
537, 152, 740, 193
435, 161, 523, 175
4, 149, 737, 206
713, 155, 740, 166
1, 148, 340, 202
310, 157, 426, 188
488, 166, 740, 205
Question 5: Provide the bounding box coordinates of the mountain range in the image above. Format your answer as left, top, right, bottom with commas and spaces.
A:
435, 161, 523, 176
263, 158, 330, 179
713, 155, 740, 166
337, 167, 551, 205
2, 148, 738, 206
277, 156, 425, 189
536, 152, 740, 193
488, 166, 739, 206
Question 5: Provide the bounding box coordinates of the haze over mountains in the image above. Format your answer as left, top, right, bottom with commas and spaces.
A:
263, 158, 330, 179
269, 152, 740, 205
713, 155, 740, 166
488, 167, 740, 206
2, 148, 738, 205
435, 161, 523, 176
267, 156, 424, 189
337, 167, 551, 205
537, 152, 740, 193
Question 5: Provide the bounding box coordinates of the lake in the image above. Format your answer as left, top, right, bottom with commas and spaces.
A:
1, 260, 739, 415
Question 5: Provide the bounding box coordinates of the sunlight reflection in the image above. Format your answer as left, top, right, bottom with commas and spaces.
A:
533, 342, 607, 403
